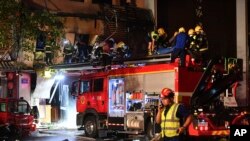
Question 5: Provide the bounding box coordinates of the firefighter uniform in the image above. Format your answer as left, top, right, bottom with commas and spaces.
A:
45, 41, 54, 65
187, 28, 201, 60
147, 28, 175, 55
64, 43, 73, 64
170, 27, 188, 67
147, 31, 159, 55
193, 25, 209, 66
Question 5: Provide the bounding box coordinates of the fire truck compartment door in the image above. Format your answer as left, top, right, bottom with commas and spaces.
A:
124, 71, 175, 93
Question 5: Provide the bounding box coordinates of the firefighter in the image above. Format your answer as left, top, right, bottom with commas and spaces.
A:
63, 41, 74, 64
186, 28, 200, 66
147, 30, 159, 55
194, 25, 208, 51
76, 37, 89, 63
157, 28, 177, 55
194, 25, 209, 66
170, 27, 188, 67
147, 28, 176, 56
156, 88, 193, 141
45, 33, 54, 65
101, 39, 114, 68
113, 41, 125, 64
157, 27, 168, 48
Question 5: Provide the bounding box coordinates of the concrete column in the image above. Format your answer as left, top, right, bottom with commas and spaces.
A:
237, 0, 247, 72
236, 0, 248, 106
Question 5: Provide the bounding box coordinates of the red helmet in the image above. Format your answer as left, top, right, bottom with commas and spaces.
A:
161, 88, 174, 98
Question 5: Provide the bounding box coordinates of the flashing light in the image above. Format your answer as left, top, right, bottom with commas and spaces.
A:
63, 39, 69, 45
44, 70, 52, 78
198, 108, 203, 112
199, 126, 204, 131
204, 126, 208, 131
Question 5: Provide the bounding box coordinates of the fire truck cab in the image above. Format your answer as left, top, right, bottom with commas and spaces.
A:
0, 98, 38, 140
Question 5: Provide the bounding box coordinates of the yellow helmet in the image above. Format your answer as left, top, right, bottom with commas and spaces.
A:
195, 25, 202, 32
151, 31, 159, 40
157, 28, 165, 36
188, 28, 194, 35
117, 41, 125, 48
178, 27, 185, 33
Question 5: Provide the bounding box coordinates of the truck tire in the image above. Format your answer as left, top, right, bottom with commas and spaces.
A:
84, 116, 98, 138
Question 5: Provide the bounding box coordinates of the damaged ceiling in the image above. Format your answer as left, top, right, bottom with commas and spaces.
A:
23, 0, 105, 35
24, 0, 101, 16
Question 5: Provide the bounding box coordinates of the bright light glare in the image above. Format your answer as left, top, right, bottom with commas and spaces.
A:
44, 70, 52, 78
63, 39, 69, 45
55, 74, 64, 80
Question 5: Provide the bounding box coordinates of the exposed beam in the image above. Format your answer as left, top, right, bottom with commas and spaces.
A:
54, 12, 100, 19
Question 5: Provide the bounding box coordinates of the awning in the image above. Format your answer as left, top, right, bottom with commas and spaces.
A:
0, 60, 16, 71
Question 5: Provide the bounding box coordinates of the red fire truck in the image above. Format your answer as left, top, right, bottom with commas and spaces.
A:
71, 57, 202, 138
0, 98, 38, 140
71, 57, 249, 139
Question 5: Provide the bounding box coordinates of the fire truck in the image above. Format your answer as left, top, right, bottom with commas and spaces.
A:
0, 98, 38, 140
70, 57, 249, 139
71, 56, 202, 138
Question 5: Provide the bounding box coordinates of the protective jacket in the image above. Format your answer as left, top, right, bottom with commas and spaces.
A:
161, 103, 180, 137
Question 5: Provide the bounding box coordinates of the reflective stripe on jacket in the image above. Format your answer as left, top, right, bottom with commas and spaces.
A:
161, 103, 180, 137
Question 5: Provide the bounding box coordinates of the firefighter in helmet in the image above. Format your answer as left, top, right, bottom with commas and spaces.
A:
147, 30, 159, 55
101, 38, 114, 67
194, 25, 208, 52
156, 88, 193, 141
45, 33, 54, 65
157, 28, 176, 55
147, 27, 176, 56
170, 27, 188, 67
194, 25, 209, 66
63, 40, 74, 64
186, 28, 200, 61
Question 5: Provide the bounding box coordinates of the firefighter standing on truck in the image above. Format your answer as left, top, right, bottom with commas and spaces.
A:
194, 25, 209, 67
63, 41, 73, 64
147, 28, 177, 56
156, 88, 193, 141
170, 27, 188, 67
45, 33, 54, 65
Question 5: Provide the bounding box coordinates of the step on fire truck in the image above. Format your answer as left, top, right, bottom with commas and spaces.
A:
0, 98, 38, 140
70, 57, 249, 139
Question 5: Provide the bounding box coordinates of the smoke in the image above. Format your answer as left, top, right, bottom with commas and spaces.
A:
58, 84, 77, 129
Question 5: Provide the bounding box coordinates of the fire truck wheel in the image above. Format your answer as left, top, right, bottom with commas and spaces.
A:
84, 116, 98, 137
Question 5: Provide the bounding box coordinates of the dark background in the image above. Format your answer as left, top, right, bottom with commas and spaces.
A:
157, 0, 237, 59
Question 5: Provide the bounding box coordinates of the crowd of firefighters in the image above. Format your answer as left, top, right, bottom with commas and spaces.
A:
35, 33, 132, 65
147, 25, 208, 67
35, 24, 208, 67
